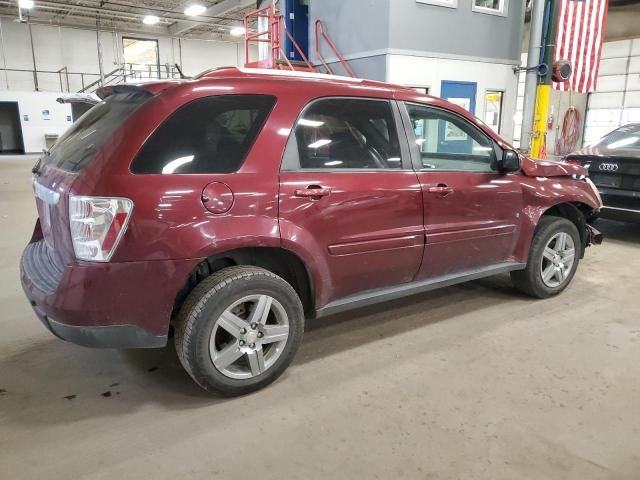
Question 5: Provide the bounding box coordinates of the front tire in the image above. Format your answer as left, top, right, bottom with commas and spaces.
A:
174, 266, 304, 396
511, 216, 581, 298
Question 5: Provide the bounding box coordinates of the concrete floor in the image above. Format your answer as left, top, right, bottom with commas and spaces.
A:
1, 155, 639, 479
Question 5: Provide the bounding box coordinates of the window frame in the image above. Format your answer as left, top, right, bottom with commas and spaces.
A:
416, 0, 458, 10
399, 101, 501, 174
280, 96, 413, 172
471, 0, 508, 17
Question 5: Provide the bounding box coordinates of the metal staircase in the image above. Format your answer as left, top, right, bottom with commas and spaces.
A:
244, 4, 355, 77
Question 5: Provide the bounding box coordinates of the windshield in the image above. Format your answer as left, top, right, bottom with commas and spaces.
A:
48, 90, 151, 172
593, 124, 640, 151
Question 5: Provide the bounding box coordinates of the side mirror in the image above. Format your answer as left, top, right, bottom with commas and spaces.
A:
498, 149, 520, 173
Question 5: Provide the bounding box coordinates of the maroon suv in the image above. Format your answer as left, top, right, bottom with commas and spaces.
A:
21, 67, 603, 396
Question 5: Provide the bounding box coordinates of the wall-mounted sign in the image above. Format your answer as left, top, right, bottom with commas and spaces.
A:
444, 97, 470, 141
66, 115, 72, 122
42, 109, 50, 120
23, 114, 29, 121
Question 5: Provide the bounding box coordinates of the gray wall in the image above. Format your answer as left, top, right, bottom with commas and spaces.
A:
309, 0, 390, 61
388, 0, 524, 62
327, 55, 388, 81
310, 0, 524, 66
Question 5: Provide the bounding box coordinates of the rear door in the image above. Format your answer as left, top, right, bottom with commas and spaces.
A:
278, 97, 424, 305
400, 102, 521, 279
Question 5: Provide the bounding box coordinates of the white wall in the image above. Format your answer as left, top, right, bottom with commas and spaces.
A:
0, 19, 249, 153
387, 54, 519, 143
0, 17, 246, 92
0, 91, 72, 153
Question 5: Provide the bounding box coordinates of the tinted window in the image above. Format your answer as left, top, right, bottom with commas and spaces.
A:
131, 95, 276, 174
406, 103, 496, 172
49, 90, 150, 172
292, 98, 402, 169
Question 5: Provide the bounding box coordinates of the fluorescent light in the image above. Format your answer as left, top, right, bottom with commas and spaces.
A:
324, 160, 343, 166
142, 15, 160, 25
230, 26, 246, 36
162, 155, 194, 174
298, 118, 324, 128
184, 4, 206, 16
19, 0, 34, 8
308, 139, 331, 149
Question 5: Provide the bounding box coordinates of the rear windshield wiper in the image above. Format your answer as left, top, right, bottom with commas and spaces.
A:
32, 149, 49, 176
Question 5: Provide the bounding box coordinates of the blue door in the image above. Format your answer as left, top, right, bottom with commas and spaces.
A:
283, 0, 309, 62
438, 80, 478, 154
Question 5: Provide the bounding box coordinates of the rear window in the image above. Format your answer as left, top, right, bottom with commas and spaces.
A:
131, 95, 276, 174
594, 124, 640, 151
49, 90, 150, 172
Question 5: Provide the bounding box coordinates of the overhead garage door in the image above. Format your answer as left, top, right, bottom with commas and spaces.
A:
583, 39, 640, 144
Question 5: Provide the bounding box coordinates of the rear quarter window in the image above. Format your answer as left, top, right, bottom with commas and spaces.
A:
131, 95, 276, 174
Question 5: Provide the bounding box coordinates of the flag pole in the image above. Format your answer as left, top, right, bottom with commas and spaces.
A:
531, 0, 560, 158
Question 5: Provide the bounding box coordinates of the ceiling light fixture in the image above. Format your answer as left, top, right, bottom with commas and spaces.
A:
230, 26, 246, 37
19, 0, 34, 9
142, 15, 160, 25
184, 4, 206, 16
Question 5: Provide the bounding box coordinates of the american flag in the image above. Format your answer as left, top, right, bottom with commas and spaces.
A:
553, 0, 609, 93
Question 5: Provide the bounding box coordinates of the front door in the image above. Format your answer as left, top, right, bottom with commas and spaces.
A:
401, 102, 522, 279
279, 97, 424, 307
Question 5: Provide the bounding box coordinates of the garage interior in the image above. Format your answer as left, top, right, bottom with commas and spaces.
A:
1, 0, 640, 478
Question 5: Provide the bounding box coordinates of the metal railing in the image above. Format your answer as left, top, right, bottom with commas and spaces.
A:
0, 63, 185, 94
243, 4, 355, 77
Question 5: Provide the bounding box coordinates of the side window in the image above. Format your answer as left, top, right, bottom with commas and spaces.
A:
292, 98, 402, 170
131, 95, 276, 174
406, 103, 496, 172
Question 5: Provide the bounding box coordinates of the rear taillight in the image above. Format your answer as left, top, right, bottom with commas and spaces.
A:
69, 195, 133, 262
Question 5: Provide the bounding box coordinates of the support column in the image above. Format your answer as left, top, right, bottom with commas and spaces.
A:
96, 18, 104, 85
531, 0, 559, 158
520, 0, 546, 153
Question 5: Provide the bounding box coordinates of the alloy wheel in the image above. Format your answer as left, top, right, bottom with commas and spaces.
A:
540, 232, 576, 288
209, 294, 290, 380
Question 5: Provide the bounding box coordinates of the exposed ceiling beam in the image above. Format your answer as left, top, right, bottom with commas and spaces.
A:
169, 0, 254, 35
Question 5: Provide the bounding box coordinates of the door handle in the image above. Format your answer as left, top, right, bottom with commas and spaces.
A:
294, 186, 332, 199
427, 184, 454, 196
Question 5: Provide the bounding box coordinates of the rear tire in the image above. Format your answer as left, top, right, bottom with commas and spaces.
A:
174, 266, 304, 397
511, 216, 581, 299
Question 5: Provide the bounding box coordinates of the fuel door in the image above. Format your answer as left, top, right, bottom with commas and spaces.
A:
201, 182, 234, 214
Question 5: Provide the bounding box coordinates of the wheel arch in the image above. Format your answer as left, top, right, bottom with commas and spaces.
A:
171, 247, 315, 323
539, 202, 592, 257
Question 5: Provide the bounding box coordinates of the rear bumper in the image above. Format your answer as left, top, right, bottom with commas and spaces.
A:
596, 187, 640, 222
599, 206, 640, 223
31, 305, 166, 348
21, 241, 200, 349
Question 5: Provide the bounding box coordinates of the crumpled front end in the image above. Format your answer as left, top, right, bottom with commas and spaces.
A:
520, 155, 589, 178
